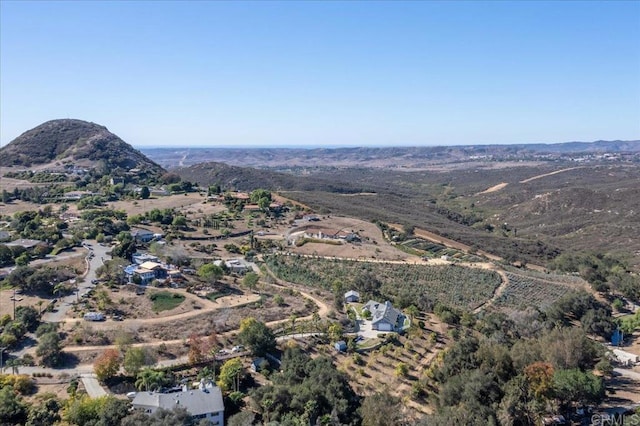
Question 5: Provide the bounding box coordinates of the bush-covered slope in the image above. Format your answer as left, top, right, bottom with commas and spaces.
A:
0, 119, 164, 176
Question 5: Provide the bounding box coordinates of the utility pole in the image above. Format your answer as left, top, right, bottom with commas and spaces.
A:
13, 288, 16, 319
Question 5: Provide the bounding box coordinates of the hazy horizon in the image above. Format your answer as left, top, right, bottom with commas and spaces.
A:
134, 138, 640, 151
2, 1, 639, 147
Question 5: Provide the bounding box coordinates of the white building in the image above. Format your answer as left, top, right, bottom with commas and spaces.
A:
132, 385, 224, 425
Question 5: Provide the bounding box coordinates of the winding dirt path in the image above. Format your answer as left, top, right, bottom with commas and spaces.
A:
519, 167, 584, 184
58, 279, 330, 354
477, 182, 508, 195
473, 267, 510, 313
60, 291, 261, 329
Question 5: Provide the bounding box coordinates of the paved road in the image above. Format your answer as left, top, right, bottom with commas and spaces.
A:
42, 241, 110, 323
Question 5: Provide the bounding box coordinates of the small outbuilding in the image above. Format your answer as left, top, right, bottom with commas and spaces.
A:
344, 290, 360, 303
251, 358, 268, 373
334, 341, 347, 352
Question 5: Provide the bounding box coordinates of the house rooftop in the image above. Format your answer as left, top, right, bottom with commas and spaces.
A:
133, 387, 224, 416
363, 300, 401, 326
5, 239, 42, 248
138, 261, 164, 270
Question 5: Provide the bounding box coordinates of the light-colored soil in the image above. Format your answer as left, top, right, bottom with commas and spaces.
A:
0, 200, 54, 215
477, 182, 509, 194
289, 216, 419, 262
106, 193, 207, 216
329, 314, 449, 419
0, 290, 47, 317
519, 167, 584, 184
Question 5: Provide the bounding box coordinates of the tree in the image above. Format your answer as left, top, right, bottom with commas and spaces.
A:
242, 272, 259, 292
553, 369, 605, 406
123, 347, 152, 376
26, 396, 61, 426
188, 334, 213, 364
218, 358, 244, 392
0, 386, 28, 426
172, 215, 188, 229
94, 348, 121, 382
15, 306, 39, 332
238, 317, 276, 356
395, 362, 408, 377
361, 391, 403, 426
135, 368, 166, 391
111, 238, 136, 261
198, 264, 223, 285
524, 362, 555, 401
36, 332, 62, 367
140, 186, 150, 199
227, 411, 256, 426
250, 189, 271, 204
328, 322, 343, 342
0, 245, 13, 267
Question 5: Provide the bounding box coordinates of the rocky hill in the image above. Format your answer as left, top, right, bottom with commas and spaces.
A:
0, 119, 164, 176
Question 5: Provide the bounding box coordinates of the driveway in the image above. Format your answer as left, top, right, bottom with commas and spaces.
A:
42, 240, 110, 323
81, 373, 108, 398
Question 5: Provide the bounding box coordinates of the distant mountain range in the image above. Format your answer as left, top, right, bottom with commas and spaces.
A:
0, 119, 164, 176
142, 140, 640, 170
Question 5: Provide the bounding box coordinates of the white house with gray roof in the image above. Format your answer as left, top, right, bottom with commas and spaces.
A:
132, 385, 224, 425
362, 300, 404, 332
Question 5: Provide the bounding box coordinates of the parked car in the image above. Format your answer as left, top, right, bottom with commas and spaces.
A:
84, 312, 105, 321
231, 345, 245, 353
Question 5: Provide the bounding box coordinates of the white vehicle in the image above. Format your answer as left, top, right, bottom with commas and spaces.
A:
83, 312, 105, 321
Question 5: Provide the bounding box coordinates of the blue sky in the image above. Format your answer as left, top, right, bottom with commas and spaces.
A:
1, 1, 639, 147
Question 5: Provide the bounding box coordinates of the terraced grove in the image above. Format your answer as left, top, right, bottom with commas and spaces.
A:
494, 271, 579, 310
264, 255, 502, 310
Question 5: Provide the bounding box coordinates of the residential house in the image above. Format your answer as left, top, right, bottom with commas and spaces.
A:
151, 188, 169, 197
344, 290, 360, 303
131, 228, 155, 243
132, 253, 160, 265
0, 231, 11, 242
63, 190, 93, 201
124, 261, 167, 285
5, 239, 44, 251
132, 268, 156, 285
362, 300, 405, 332
230, 192, 250, 201
269, 203, 283, 213
132, 386, 224, 425
214, 258, 252, 275
244, 204, 261, 212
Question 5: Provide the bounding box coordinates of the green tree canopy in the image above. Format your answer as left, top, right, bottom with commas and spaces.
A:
197, 264, 224, 284
238, 317, 276, 357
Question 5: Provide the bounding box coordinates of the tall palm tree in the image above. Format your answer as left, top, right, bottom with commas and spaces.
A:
135, 368, 165, 391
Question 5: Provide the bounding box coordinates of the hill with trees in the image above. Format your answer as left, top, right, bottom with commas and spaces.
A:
0, 119, 164, 177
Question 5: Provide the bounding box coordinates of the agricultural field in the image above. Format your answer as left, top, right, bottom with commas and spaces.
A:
294, 313, 449, 420
400, 238, 485, 262
264, 254, 502, 311
493, 271, 583, 311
